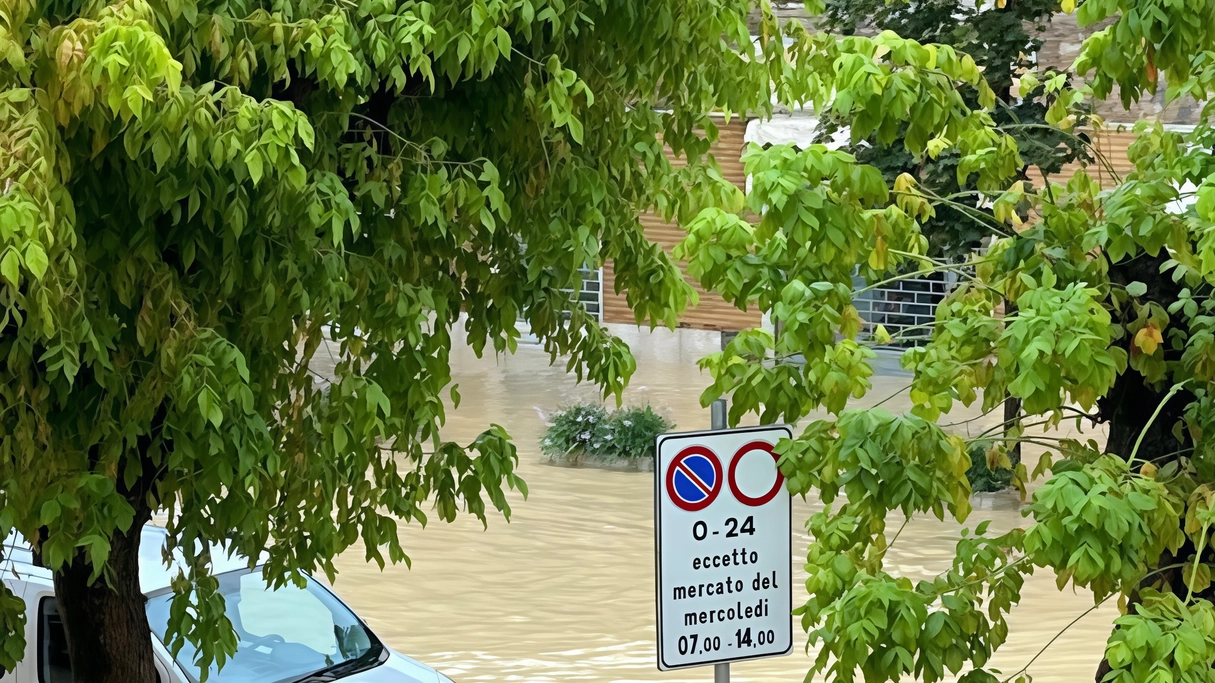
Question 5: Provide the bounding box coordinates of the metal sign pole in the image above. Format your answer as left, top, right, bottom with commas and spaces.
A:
711, 398, 727, 431
711, 398, 729, 683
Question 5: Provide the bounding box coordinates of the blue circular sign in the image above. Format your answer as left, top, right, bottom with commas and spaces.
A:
666, 446, 723, 512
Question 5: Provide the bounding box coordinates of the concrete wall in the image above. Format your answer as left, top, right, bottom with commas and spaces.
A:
1035, 13, 1202, 125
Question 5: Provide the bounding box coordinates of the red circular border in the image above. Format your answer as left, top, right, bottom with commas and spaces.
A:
666, 446, 723, 512
728, 441, 785, 507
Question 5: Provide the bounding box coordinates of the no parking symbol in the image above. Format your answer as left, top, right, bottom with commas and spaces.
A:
667, 446, 723, 512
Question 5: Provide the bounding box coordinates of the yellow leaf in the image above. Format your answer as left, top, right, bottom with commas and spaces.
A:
986, 444, 1011, 471
1061, 0, 1075, 12
1134, 323, 1163, 356
1140, 462, 1158, 478
874, 324, 892, 345
893, 172, 916, 193
868, 236, 888, 270
840, 305, 862, 340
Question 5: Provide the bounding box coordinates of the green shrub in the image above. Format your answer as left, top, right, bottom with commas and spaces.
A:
601, 406, 672, 460
540, 403, 610, 460
541, 403, 672, 464
966, 440, 1014, 493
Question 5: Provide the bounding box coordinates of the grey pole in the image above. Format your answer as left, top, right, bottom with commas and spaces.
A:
711, 398, 727, 431
711, 397, 729, 683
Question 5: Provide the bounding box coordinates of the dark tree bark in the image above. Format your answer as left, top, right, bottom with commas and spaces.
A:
1002, 296, 1022, 468
1092, 252, 1195, 682
52, 508, 156, 683
1099, 251, 1192, 463
1003, 394, 1023, 466
1099, 366, 1191, 461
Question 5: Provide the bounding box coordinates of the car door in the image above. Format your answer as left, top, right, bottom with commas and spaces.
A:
2, 546, 55, 683
11, 580, 178, 683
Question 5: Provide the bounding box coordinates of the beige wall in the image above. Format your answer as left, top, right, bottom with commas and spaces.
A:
1032, 127, 1137, 191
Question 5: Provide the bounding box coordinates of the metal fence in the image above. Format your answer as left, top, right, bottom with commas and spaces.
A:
564, 267, 604, 321
852, 270, 957, 348
520, 267, 603, 345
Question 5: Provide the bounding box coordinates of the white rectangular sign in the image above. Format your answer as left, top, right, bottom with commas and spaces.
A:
655, 425, 793, 670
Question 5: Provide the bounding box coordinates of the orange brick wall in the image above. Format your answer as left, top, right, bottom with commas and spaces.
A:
602, 119, 763, 331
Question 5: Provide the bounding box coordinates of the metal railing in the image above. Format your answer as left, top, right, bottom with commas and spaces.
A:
520, 267, 604, 345
852, 269, 958, 348
563, 267, 604, 322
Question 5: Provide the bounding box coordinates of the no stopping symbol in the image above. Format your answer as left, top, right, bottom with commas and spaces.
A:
728, 441, 784, 507
666, 446, 722, 511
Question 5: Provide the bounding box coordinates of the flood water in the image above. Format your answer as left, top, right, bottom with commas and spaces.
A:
326, 326, 1115, 683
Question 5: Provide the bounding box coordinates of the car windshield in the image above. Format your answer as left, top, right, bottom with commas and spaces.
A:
145, 567, 381, 683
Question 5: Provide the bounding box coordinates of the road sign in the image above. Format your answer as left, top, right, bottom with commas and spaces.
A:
655, 425, 793, 671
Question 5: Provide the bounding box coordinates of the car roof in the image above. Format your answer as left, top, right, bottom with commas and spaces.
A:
138, 526, 261, 593
3, 526, 262, 594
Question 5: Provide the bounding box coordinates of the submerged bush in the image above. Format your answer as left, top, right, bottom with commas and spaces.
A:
540, 403, 610, 460
541, 403, 672, 464
966, 440, 1014, 493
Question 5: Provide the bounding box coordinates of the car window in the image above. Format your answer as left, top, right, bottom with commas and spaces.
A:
235, 572, 338, 654
38, 598, 71, 683
36, 600, 165, 683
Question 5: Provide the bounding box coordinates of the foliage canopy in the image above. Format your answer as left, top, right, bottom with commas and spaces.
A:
815, 0, 1092, 260
8, 0, 1215, 678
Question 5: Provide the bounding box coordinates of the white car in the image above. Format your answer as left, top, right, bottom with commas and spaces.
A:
1, 526, 455, 683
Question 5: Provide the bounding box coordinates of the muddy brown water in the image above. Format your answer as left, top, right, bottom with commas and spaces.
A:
324, 326, 1116, 682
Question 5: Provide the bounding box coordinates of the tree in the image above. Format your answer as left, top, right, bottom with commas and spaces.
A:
678, 0, 1215, 681
811, 0, 1095, 469
0, 0, 796, 679
815, 0, 1091, 260
816, 0, 1108, 480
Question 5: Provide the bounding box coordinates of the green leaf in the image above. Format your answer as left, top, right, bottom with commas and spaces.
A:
1127, 281, 1147, 297
39, 500, 61, 525
0, 250, 19, 286
245, 149, 264, 185
567, 117, 584, 144
198, 388, 222, 428
297, 119, 315, 150
24, 243, 47, 281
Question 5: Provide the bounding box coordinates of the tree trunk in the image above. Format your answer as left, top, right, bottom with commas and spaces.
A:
1002, 298, 1022, 467
1100, 367, 1190, 460
52, 512, 157, 683
1099, 250, 1192, 463
1003, 395, 1022, 467
1091, 252, 1194, 682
